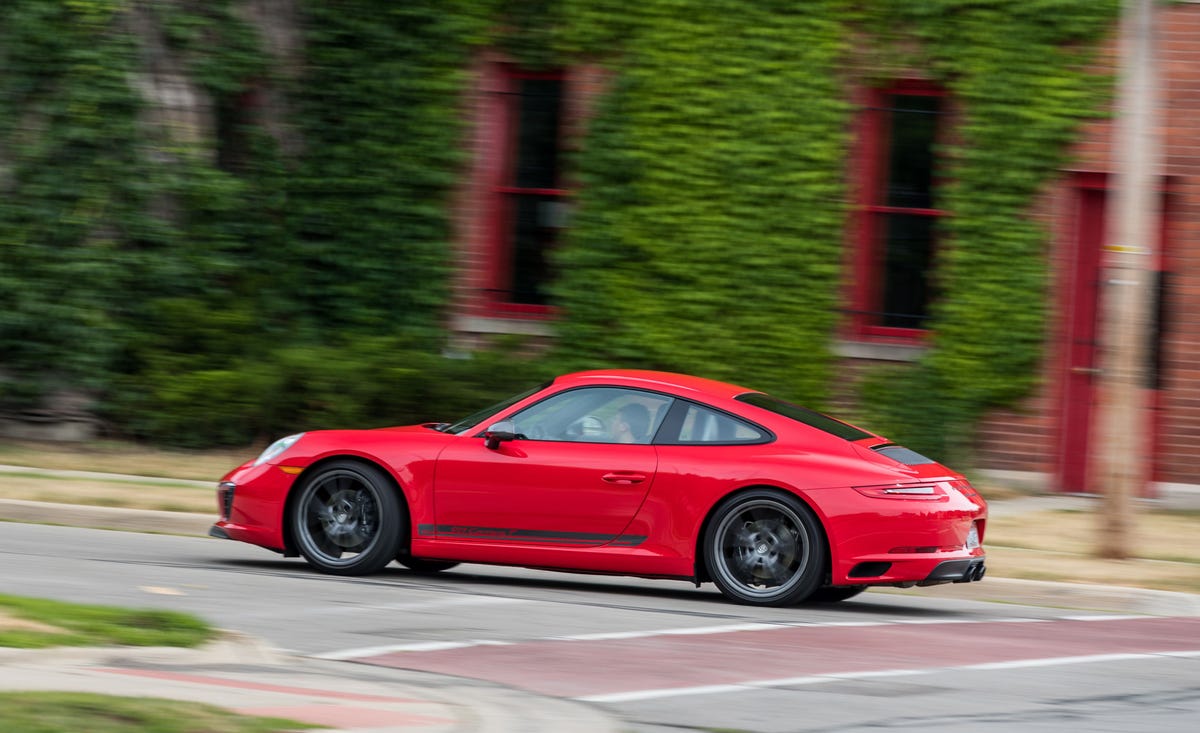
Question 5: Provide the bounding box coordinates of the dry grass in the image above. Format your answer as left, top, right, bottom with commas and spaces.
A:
0, 439, 255, 482
986, 507, 1199, 562
985, 508, 1200, 594
0, 473, 216, 513
0, 610, 64, 634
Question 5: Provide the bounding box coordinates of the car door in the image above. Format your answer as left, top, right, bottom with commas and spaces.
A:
431, 387, 673, 547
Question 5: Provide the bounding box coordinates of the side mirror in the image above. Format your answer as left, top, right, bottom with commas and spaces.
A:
484, 421, 517, 450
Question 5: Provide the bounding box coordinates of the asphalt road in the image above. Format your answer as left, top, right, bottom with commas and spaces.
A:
2, 522, 1198, 732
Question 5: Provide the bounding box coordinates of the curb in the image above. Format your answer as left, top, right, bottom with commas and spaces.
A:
0, 498, 213, 536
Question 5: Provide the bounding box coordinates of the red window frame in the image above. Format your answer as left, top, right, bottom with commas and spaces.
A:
851, 79, 947, 340
483, 66, 569, 318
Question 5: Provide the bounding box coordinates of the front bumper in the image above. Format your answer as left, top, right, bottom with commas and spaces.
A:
210, 462, 301, 552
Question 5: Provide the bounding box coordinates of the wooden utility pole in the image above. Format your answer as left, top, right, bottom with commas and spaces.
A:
1094, 0, 1162, 560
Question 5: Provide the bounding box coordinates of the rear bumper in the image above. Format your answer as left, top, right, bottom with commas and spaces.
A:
920, 557, 987, 585
842, 550, 987, 588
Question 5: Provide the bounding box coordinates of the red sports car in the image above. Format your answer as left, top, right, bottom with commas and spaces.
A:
210, 370, 986, 606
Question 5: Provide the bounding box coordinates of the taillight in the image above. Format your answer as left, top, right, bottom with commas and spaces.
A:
854, 483, 948, 501
949, 479, 980, 498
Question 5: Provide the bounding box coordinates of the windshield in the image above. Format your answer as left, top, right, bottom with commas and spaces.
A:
444, 381, 550, 435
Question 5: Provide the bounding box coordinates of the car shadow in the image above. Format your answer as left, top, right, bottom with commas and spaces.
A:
210, 557, 978, 618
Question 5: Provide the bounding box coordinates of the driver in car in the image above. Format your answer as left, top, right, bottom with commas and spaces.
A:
611, 402, 651, 444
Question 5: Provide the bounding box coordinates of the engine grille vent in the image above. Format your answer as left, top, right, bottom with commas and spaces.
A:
872, 444, 937, 466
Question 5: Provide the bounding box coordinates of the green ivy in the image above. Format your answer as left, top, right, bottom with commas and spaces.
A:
0, 0, 143, 401
0, 1, 1123, 453
855, 0, 1120, 461
550, 0, 851, 404
536, 0, 1118, 460
284, 0, 494, 339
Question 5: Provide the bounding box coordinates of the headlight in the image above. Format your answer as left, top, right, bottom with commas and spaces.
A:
253, 433, 305, 467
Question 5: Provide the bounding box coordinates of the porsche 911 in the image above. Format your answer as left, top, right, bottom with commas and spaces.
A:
210, 370, 987, 606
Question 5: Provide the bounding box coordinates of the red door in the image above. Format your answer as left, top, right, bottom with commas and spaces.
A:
1057, 184, 1106, 493
431, 438, 656, 546
1057, 174, 1168, 493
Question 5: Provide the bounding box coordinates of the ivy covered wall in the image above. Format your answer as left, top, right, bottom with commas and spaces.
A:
545, 0, 1119, 460
0, 0, 1120, 452
550, 0, 850, 404
853, 0, 1120, 460
1, 0, 516, 444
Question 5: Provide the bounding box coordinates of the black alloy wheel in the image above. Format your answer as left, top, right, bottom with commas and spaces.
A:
704, 489, 826, 606
291, 460, 405, 575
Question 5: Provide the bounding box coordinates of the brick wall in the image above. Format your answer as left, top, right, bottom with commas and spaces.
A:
975, 3, 1200, 486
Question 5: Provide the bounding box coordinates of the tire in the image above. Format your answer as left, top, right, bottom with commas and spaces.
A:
291, 460, 405, 576
398, 558, 460, 574
806, 586, 867, 603
703, 489, 826, 606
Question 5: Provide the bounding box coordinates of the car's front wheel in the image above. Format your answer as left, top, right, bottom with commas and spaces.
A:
291, 461, 404, 575
704, 489, 826, 606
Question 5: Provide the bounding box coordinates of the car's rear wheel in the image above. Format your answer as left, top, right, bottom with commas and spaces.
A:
291, 461, 403, 576
398, 558, 460, 574
806, 586, 867, 603
704, 489, 825, 606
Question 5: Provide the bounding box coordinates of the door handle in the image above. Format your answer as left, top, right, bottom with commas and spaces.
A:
602, 472, 647, 485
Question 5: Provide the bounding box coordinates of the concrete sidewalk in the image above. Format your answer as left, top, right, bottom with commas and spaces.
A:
0, 633, 619, 733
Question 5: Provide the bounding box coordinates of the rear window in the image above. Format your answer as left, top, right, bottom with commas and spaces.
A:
735, 393, 874, 441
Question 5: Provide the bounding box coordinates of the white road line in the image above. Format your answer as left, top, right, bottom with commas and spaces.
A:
315, 638, 516, 660
576, 650, 1200, 703
1061, 614, 1153, 622
890, 617, 995, 625
556, 622, 807, 641
314, 613, 1150, 662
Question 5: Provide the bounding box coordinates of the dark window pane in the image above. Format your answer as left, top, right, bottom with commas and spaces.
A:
514, 78, 562, 189
880, 213, 935, 328
884, 94, 939, 209
736, 393, 873, 441
507, 193, 565, 305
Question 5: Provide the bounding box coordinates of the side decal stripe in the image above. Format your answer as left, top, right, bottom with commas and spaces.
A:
418, 524, 646, 547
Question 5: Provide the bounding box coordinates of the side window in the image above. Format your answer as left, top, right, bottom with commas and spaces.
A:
670, 403, 766, 444
508, 387, 672, 444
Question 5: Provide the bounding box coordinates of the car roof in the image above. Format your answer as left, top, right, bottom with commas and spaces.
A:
555, 370, 756, 401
